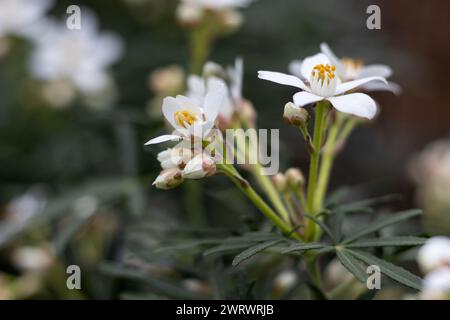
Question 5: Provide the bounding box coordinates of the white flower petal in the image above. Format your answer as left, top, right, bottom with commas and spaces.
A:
144, 134, 181, 145
335, 76, 387, 95
327, 93, 377, 119
361, 81, 402, 95
357, 64, 392, 79
203, 80, 226, 122
162, 97, 181, 129
320, 43, 343, 71
175, 95, 202, 115
300, 53, 331, 79
257, 71, 308, 91
293, 91, 323, 107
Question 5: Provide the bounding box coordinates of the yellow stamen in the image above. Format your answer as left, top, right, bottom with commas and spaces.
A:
312, 64, 336, 84
174, 109, 197, 128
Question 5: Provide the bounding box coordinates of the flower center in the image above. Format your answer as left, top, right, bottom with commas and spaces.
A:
174, 109, 198, 128
309, 64, 338, 97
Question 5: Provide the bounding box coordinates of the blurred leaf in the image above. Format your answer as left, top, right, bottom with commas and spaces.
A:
345, 236, 427, 248
281, 242, 326, 254
232, 239, 285, 266
342, 209, 422, 244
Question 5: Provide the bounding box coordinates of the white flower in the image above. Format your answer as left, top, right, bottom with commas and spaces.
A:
152, 168, 184, 190
180, 0, 255, 10
157, 147, 193, 170
182, 153, 216, 179
145, 82, 226, 145
421, 268, 450, 300
290, 43, 400, 94
258, 53, 387, 119
0, 0, 53, 39
12, 246, 54, 273
418, 236, 450, 273
29, 9, 124, 94
187, 58, 243, 125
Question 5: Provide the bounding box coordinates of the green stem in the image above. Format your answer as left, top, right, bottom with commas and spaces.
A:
306, 101, 328, 214
219, 164, 298, 238
313, 114, 343, 213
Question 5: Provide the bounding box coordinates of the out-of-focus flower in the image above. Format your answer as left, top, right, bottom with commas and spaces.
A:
176, 0, 255, 30
187, 58, 250, 128
258, 53, 387, 119
40, 79, 77, 108
417, 237, 450, 273
272, 173, 288, 193
149, 65, 185, 96
273, 270, 298, 293
11, 246, 54, 273
318, 43, 401, 94
182, 153, 216, 179
285, 168, 305, 189
29, 9, 124, 98
409, 139, 450, 235
421, 268, 450, 300
0, 0, 53, 39
152, 167, 184, 190
4, 188, 47, 223
144, 85, 226, 145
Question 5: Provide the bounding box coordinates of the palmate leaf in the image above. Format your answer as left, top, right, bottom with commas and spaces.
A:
232, 239, 285, 266
342, 209, 422, 244
336, 248, 367, 283
346, 249, 422, 290
304, 214, 336, 243
345, 236, 427, 248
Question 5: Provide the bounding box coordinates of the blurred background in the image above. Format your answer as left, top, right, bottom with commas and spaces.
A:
0, 0, 449, 299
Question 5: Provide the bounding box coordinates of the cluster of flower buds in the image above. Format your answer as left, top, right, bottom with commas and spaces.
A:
272, 167, 305, 193
153, 147, 217, 190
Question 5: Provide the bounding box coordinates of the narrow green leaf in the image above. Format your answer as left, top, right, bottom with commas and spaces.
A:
345, 236, 427, 248
347, 249, 422, 290
232, 239, 284, 266
281, 242, 326, 254
336, 249, 367, 283
343, 209, 422, 244
340, 194, 402, 210
203, 243, 255, 256
304, 214, 336, 243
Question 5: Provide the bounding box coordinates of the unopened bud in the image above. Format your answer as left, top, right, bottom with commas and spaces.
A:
149, 65, 184, 95
220, 9, 243, 32
283, 102, 309, 126
203, 61, 226, 79
285, 168, 305, 189
237, 99, 257, 127
182, 154, 216, 179
272, 173, 288, 193
157, 147, 192, 170
153, 168, 184, 190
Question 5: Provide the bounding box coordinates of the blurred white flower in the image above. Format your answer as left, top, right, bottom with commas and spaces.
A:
273, 270, 298, 291
5, 188, 47, 223
180, 0, 255, 10
29, 9, 124, 95
187, 58, 244, 126
418, 236, 450, 273
259, 53, 387, 119
12, 246, 54, 273
149, 65, 185, 95
145, 84, 226, 145
421, 268, 450, 300
0, 0, 53, 39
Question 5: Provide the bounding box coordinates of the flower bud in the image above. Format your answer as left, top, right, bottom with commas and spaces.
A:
182, 154, 216, 179
220, 9, 243, 32
237, 99, 257, 128
149, 65, 184, 95
157, 147, 192, 170
272, 173, 288, 193
152, 168, 184, 190
285, 168, 305, 189
203, 61, 226, 79
418, 236, 450, 273
283, 102, 309, 126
